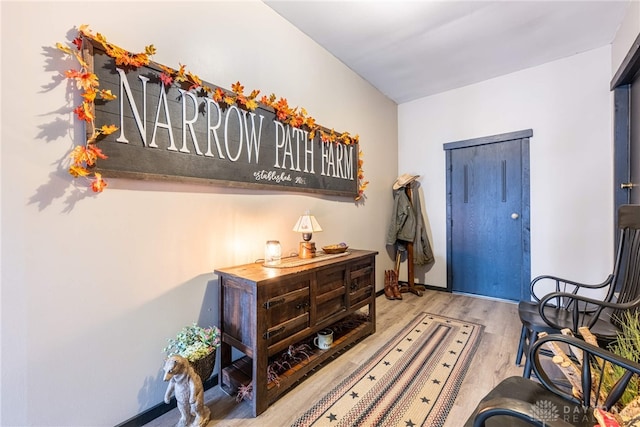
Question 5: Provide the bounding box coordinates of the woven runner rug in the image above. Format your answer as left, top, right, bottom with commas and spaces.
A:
291, 312, 484, 427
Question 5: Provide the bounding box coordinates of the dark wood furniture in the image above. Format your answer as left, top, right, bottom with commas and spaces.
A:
516, 204, 640, 378
215, 249, 378, 416
466, 334, 640, 426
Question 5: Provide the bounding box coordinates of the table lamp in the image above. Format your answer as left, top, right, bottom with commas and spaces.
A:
292, 211, 322, 259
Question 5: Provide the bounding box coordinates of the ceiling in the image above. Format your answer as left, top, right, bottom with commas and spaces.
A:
264, 0, 631, 104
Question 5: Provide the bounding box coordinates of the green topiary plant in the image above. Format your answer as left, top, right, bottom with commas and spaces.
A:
164, 323, 221, 363
607, 310, 640, 408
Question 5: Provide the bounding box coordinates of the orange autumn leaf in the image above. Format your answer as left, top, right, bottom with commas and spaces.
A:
340, 133, 352, 145
213, 88, 225, 103
95, 32, 107, 45
235, 95, 247, 107
276, 109, 289, 121
72, 37, 83, 50
86, 145, 108, 164
65, 69, 81, 79
56, 42, 73, 54
76, 72, 99, 91
136, 52, 150, 66
78, 24, 91, 37
260, 94, 277, 107
81, 88, 97, 103
187, 72, 202, 90
69, 164, 90, 177
288, 114, 303, 128
159, 64, 175, 76
70, 145, 103, 166
69, 145, 89, 164
128, 53, 150, 68
90, 173, 108, 192
99, 89, 116, 101
107, 45, 127, 63
98, 124, 118, 136
159, 72, 173, 87
175, 63, 187, 83
259, 95, 272, 106
249, 89, 260, 99
305, 116, 316, 128
145, 44, 156, 56
274, 97, 289, 111
73, 103, 94, 122
224, 96, 235, 106
231, 81, 244, 95
245, 98, 259, 111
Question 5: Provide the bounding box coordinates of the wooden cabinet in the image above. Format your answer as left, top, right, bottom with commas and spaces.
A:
215, 249, 377, 416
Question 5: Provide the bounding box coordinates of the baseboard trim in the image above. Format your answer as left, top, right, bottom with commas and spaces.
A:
119, 285, 448, 426
115, 375, 218, 427
397, 281, 450, 292
452, 291, 518, 304
376, 283, 449, 298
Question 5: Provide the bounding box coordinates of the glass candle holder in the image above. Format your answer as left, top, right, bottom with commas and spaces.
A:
264, 240, 282, 266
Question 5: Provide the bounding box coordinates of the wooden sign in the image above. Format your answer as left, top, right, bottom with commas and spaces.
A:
86, 40, 359, 197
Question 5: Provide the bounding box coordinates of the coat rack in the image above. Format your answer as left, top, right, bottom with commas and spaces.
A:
396, 182, 426, 297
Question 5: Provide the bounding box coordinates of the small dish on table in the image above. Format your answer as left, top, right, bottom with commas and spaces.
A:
322, 243, 349, 254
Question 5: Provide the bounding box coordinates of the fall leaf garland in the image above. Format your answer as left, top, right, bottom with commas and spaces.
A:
58, 25, 369, 200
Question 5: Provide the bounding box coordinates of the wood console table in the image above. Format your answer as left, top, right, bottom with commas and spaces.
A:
215, 249, 378, 416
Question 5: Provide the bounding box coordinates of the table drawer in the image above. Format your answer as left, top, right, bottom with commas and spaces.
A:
315, 265, 348, 322
264, 287, 310, 328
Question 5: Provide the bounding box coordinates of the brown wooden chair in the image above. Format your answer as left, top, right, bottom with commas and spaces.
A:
516, 204, 640, 379
465, 334, 640, 427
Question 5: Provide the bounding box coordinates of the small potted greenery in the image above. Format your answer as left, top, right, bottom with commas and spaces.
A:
164, 323, 221, 382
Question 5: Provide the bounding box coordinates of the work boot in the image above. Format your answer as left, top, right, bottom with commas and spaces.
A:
390, 271, 403, 300
384, 270, 395, 300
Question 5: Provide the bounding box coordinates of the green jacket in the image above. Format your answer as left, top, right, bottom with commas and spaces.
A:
386, 185, 434, 266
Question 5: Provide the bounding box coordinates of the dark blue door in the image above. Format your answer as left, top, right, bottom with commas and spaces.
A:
444, 130, 531, 301
611, 39, 639, 246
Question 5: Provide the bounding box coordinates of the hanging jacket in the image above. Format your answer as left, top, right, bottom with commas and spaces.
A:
386, 183, 434, 266
411, 182, 434, 266
386, 188, 416, 244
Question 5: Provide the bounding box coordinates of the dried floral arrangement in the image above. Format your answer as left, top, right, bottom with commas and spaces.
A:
540, 312, 640, 427
56, 25, 369, 200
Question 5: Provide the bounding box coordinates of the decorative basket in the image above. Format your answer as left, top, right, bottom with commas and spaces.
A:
190, 349, 216, 382
322, 245, 349, 254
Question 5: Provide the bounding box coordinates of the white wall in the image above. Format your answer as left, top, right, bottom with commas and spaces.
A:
0, 1, 398, 425
612, 0, 640, 76
398, 46, 614, 289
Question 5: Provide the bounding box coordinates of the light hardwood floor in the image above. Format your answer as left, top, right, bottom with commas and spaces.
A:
147, 290, 524, 427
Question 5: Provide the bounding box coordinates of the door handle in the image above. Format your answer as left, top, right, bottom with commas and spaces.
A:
621, 182, 637, 189
511, 213, 520, 220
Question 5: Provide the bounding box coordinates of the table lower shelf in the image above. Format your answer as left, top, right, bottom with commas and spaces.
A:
221, 316, 374, 406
